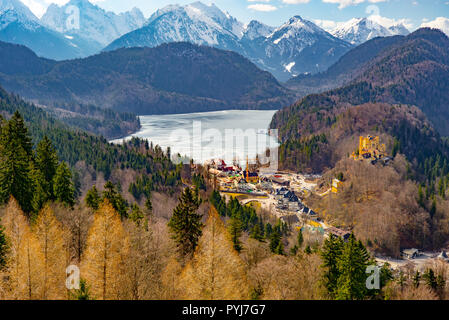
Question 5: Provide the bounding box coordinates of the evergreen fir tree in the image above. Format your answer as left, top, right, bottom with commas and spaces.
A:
53, 162, 75, 207
380, 263, 394, 289
0, 113, 34, 213
335, 234, 371, 300
265, 223, 273, 239
250, 223, 264, 241
397, 271, 406, 290
168, 187, 203, 260
145, 196, 153, 213
269, 230, 281, 253
423, 268, 437, 290
85, 186, 100, 210
297, 228, 304, 248
3, 111, 33, 157
129, 204, 144, 226
413, 270, 421, 288
275, 240, 284, 255
102, 182, 128, 218
436, 274, 445, 292
35, 136, 58, 199
70, 279, 93, 300
30, 162, 50, 215
320, 234, 344, 298
418, 185, 425, 208
228, 218, 242, 253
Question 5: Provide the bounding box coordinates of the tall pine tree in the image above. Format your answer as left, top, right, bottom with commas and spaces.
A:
53, 162, 75, 207
228, 218, 242, 253
320, 234, 344, 298
85, 186, 100, 210
335, 234, 371, 300
0, 112, 34, 213
35, 136, 58, 199
102, 182, 128, 218
168, 187, 202, 260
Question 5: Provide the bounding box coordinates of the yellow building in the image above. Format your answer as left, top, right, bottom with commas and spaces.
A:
242, 158, 259, 184
352, 135, 386, 161
331, 178, 342, 193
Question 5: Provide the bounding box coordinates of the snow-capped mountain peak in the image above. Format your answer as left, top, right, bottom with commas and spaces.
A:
105, 3, 352, 81
242, 20, 274, 40
269, 15, 333, 45
106, 1, 244, 53
331, 17, 409, 45
41, 0, 146, 47
388, 23, 410, 36
146, 2, 243, 39
0, 0, 37, 20
0, 0, 40, 30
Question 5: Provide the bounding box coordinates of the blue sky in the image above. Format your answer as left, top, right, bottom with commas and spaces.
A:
22, 0, 449, 30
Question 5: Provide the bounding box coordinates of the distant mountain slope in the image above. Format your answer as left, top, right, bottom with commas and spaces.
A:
241, 16, 353, 81
0, 41, 295, 115
330, 17, 409, 45
273, 28, 449, 138
241, 20, 274, 41
41, 0, 146, 56
105, 2, 353, 82
105, 2, 244, 53
286, 35, 404, 95
0, 0, 86, 60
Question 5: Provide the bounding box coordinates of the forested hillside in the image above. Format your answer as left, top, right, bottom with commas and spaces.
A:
0, 41, 295, 115
285, 35, 403, 95
0, 85, 182, 211
269, 29, 449, 258
283, 28, 449, 136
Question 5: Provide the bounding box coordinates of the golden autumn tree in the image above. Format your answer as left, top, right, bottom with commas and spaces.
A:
179, 207, 250, 300
81, 200, 129, 300
33, 205, 68, 300
1, 197, 45, 300
160, 256, 183, 300
123, 217, 176, 300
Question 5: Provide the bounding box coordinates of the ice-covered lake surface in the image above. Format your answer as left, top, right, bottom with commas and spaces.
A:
111, 110, 280, 166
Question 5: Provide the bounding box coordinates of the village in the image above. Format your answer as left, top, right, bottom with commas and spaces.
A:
201, 135, 449, 272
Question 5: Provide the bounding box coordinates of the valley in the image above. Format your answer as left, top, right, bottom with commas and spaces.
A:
0, 0, 449, 304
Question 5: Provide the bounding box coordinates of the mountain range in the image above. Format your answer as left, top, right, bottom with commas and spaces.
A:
0, 0, 436, 83
0, 40, 295, 115
271, 28, 449, 172
329, 17, 409, 45
0, 0, 84, 60
41, 0, 146, 56
104, 3, 354, 81
0, 0, 145, 59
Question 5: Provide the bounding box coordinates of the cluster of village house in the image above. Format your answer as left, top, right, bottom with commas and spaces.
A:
205, 158, 351, 241
203, 137, 449, 264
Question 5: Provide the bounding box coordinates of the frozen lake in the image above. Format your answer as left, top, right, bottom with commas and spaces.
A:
111, 110, 280, 166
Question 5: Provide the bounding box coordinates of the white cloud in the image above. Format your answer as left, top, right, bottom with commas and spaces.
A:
322, 0, 388, 10
247, 4, 278, 11
421, 17, 449, 36
281, 0, 310, 4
